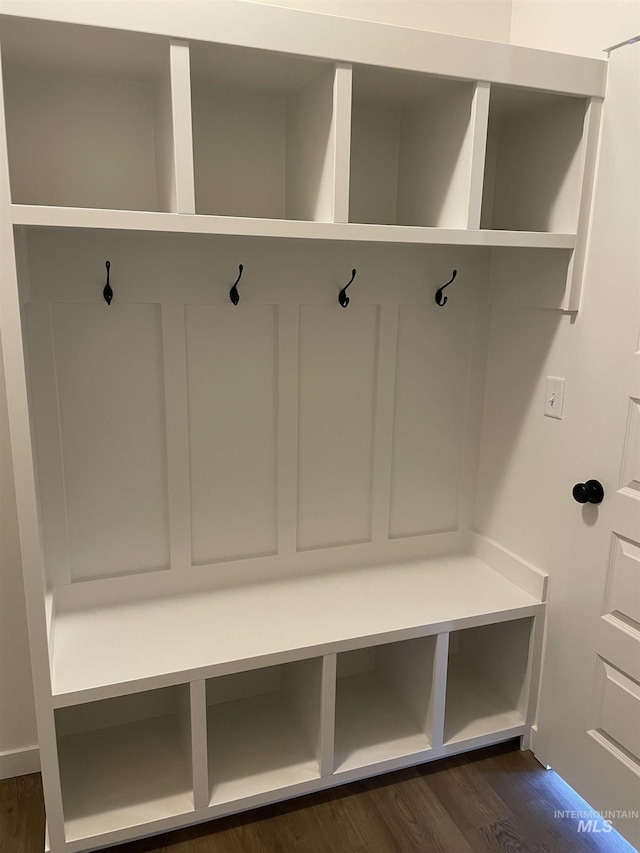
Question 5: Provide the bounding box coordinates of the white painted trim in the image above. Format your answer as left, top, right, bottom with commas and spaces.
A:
332, 63, 352, 224
0, 0, 607, 97
11, 205, 578, 250
169, 40, 195, 215
468, 532, 548, 601
467, 82, 491, 230
564, 98, 604, 311
0, 745, 40, 780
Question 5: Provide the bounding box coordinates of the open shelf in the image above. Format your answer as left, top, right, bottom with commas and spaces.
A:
11, 204, 576, 248
481, 85, 588, 232
54, 686, 193, 841
0, 18, 175, 212
334, 637, 436, 772
206, 660, 322, 805
349, 66, 476, 228
444, 618, 532, 745
189, 41, 336, 221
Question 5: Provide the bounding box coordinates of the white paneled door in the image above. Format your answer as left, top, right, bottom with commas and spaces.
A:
536, 42, 640, 848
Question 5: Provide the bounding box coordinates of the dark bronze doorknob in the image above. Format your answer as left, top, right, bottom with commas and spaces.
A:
572, 479, 604, 504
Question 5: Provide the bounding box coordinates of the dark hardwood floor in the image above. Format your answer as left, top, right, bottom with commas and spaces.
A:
1, 741, 637, 853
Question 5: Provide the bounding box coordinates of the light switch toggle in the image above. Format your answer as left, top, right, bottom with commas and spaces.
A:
545, 376, 565, 419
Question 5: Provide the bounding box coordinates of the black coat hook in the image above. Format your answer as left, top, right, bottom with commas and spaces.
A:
230, 264, 244, 305
435, 269, 457, 306
339, 268, 357, 308
103, 261, 113, 305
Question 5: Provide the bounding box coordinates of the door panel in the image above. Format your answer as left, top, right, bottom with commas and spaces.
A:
536, 43, 640, 848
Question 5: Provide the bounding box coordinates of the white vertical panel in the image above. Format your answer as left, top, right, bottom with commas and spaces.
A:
297, 305, 378, 550
332, 63, 352, 223
389, 304, 472, 538
169, 40, 196, 215
189, 680, 209, 810
186, 304, 278, 563
467, 82, 491, 229
564, 98, 603, 310
430, 633, 449, 749
320, 654, 337, 776
52, 302, 169, 580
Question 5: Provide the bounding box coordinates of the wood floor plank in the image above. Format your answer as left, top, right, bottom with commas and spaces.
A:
360, 767, 476, 853
464, 817, 548, 853
421, 752, 513, 832
0, 774, 46, 853
2, 743, 637, 853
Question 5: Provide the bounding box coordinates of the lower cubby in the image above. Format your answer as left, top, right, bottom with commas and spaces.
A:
55, 686, 194, 841
334, 636, 436, 772
206, 659, 323, 805
444, 618, 533, 745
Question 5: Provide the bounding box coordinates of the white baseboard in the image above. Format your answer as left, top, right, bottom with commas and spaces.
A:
469, 532, 548, 601
0, 745, 40, 780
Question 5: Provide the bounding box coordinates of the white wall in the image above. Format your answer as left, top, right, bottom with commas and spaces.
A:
510, 0, 640, 57
247, 0, 514, 41
1, 0, 638, 778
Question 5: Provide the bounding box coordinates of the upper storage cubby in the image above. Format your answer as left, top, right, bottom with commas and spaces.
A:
189, 42, 336, 221
1, 18, 175, 212
349, 66, 477, 228
481, 85, 588, 233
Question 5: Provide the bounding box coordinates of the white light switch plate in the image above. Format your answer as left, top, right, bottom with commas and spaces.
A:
545, 376, 565, 419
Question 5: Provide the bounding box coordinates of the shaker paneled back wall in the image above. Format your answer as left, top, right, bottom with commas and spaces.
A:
22, 229, 489, 588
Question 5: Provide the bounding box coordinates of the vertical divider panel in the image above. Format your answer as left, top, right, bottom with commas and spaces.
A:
319, 654, 337, 776
332, 63, 353, 223
467, 82, 491, 230
371, 304, 399, 544
430, 633, 450, 749
161, 304, 192, 570
564, 97, 603, 311
170, 40, 196, 214
278, 303, 299, 555
520, 612, 544, 751
0, 49, 66, 848
189, 680, 209, 810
